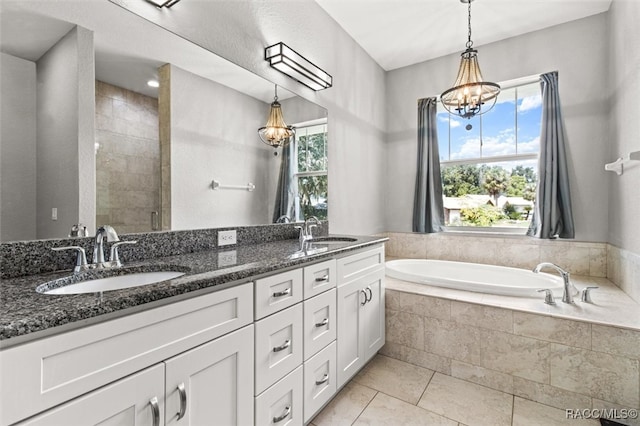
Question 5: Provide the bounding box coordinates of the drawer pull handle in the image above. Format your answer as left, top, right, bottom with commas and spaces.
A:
177, 382, 187, 421
273, 405, 291, 423
365, 286, 373, 303
149, 397, 160, 426
315, 373, 330, 385
272, 288, 291, 298
315, 318, 329, 328
273, 339, 291, 352
360, 289, 367, 306
315, 274, 329, 282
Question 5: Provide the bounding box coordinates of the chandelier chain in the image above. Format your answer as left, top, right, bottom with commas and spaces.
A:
466, 0, 473, 49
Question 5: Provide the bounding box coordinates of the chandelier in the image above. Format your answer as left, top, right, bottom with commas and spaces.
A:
440, 0, 500, 119
258, 85, 295, 149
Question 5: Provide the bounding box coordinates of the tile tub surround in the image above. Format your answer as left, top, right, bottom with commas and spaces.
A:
608, 244, 640, 304
381, 277, 640, 421
0, 222, 329, 279
0, 228, 374, 344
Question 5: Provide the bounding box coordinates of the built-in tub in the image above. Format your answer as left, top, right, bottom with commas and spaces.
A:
385, 259, 564, 297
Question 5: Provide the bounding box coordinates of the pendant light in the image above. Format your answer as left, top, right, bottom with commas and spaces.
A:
258, 85, 295, 150
440, 0, 500, 119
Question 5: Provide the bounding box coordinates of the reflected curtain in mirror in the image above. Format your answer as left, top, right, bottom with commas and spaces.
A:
273, 143, 296, 223
413, 97, 444, 233
527, 71, 575, 239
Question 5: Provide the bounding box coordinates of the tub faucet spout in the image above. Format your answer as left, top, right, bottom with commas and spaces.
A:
533, 262, 575, 304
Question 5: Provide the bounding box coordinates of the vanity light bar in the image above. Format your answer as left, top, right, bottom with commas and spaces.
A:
265, 42, 333, 91
145, 0, 181, 8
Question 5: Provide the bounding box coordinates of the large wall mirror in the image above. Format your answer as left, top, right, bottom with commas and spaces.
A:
0, 1, 328, 243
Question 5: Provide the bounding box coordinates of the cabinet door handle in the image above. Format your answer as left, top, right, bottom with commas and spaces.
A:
315, 274, 329, 282
272, 288, 291, 298
365, 286, 373, 303
177, 382, 187, 421
360, 289, 367, 306
315, 373, 330, 385
315, 318, 329, 328
273, 339, 291, 352
149, 397, 160, 426
273, 405, 291, 423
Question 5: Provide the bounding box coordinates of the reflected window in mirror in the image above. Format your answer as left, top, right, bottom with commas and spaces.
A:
293, 119, 328, 221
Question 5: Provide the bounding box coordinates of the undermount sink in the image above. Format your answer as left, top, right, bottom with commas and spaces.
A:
37, 269, 186, 295
310, 236, 358, 244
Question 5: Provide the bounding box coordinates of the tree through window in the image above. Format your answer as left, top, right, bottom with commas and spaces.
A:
293, 119, 328, 221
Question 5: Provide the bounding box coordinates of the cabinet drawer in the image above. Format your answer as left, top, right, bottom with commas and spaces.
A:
303, 341, 337, 423
303, 259, 336, 298
255, 304, 303, 395
0, 282, 254, 426
255, 366, 303, 426
336, 245, 384, 286
255, 269, 303, 320
303, 288, 336, 361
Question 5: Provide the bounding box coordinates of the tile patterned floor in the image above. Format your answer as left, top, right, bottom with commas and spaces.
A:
311, 354, 600, 426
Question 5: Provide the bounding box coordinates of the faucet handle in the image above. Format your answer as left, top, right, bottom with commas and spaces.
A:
537, 289, 557, 305
52, 246, 88, 273
580, 286, 598, 303
109, 241, 137, 267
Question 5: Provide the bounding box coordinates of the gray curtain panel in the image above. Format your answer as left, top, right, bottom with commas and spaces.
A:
413, 97, 444, 233
527, 71, 575, 238
272, 143, 296, 223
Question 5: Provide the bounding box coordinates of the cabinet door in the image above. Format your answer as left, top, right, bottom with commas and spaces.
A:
303, 288, 337, 361
336, 277, 366, 388
362, 269, 386, 360
164, 325, 254, 426
18, 364, 164, 426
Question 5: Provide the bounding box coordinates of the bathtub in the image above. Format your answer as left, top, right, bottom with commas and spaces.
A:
385, 259, 564, 297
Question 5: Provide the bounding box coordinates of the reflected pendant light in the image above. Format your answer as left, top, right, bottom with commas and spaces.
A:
258, 85, 295, 150
440, 0, 500, 119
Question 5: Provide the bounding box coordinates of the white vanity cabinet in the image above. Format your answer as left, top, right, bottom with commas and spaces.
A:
336, 246, 386, 388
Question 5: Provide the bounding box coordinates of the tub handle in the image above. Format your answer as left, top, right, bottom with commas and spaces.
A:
580, 286, 598, 303
537, 289, 556, 305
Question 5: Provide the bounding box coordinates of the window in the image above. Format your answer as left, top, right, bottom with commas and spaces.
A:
437, 78, 542, 232
293, 119, 328, 221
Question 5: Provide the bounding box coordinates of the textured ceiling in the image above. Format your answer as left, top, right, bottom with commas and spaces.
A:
315, 0, 613, 71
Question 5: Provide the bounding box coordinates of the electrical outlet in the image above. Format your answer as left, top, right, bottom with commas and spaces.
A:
217, 250, 237, 267
218, 230, 237, 246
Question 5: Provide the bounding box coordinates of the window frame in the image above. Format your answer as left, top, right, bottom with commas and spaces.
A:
437, 74, 542, 234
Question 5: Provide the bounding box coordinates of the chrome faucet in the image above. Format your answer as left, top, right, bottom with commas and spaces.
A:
533, 262, 576, 304
276, 215, 291, 223
93, 225, 120, 266
294, 216, 321, 247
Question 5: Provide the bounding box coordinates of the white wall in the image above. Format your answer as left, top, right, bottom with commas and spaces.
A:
0, 53, 37, 241
36, 26, 95, 239
168, 65, 275, 229
385, 13, 610, 243
113, 0, 387, 236
608, 0, 640, 255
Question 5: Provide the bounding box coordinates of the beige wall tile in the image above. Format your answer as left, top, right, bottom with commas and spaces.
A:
418, 373, 513, 426
424, 317, 481, 364
550, 343, 639, 407
386, 290, 451, 320
589, 247, 607, 278
480, 329, 550, 383
513, 312, 591, 349
353, 355, 434, 405
311, 381, 377, 426
592, 324, 640, 359
513, 397, 599, 426
513, 376, 591, 410
450, 360, 514, 394
379, 342, 451, 375
354, 393, 457, 426
386, 309, 424, 351
451, 301, 513, 333
539, 244, 590, 275
494, 243, 540, 269
592, 398, 640, 426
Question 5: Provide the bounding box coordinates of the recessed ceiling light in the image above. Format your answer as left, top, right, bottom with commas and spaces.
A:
147, 80, 160, 88
145, 0, 182, 8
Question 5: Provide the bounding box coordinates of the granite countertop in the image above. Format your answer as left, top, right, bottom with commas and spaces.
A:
0, 235, 387, 347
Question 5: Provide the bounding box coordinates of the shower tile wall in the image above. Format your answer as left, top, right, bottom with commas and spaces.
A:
95, 81, 160, 234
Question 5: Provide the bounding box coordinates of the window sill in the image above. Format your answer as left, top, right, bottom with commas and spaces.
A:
442, 226, 529, 237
